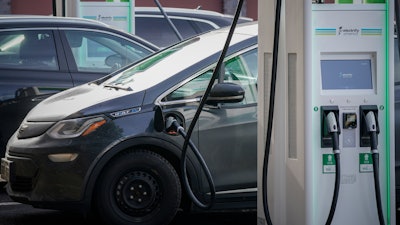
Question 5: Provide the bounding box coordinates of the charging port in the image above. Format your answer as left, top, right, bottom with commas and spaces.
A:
359, 105, 379, 147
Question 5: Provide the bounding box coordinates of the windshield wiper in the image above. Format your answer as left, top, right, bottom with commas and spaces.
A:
103, 83, 133, 91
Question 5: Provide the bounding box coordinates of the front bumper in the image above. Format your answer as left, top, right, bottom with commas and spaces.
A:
1, 133, 106, 205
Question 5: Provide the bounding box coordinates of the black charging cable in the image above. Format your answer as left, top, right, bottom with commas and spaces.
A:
365, 111, 385, 225
324, 112, 341, 225
262, 0, 282, 223
177, 0, 244, 209
166, 117, 216, 209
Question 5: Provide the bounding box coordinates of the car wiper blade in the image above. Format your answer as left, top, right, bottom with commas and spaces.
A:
90, 74, 113, 85
103, 83, 133, 91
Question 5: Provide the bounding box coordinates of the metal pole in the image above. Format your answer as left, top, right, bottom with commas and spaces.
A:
153, 0, 183, 41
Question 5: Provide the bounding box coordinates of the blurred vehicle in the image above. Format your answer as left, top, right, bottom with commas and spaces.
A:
0, 15, 158, 160
1, 22, 258, 225
134, 7, 253, 47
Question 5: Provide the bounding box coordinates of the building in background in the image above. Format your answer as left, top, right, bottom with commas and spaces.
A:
0, 0, 257, 20
0, 0, 10, 14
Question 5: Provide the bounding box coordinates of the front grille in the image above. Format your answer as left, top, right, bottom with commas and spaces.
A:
5, 153, 38, 192
8, 151, 31, 158
10, 176, 33, 192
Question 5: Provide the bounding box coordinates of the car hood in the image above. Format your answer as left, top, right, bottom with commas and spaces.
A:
25, 83, 145, 122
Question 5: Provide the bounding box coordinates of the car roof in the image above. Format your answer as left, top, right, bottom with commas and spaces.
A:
106, 22, 258, 93
0, 15, 110, 28
135, 7, 253, 26
135, 7, 250, 18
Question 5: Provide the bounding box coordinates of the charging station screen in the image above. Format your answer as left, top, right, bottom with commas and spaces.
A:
320, 59, 373, 90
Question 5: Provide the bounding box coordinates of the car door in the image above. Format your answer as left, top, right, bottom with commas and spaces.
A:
162, 47, 258, 192
198, 47, 258, 191
59, 29, 155, 86
0, 29, 72, 157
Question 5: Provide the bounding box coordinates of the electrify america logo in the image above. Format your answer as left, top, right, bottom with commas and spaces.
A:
338, 26, 360, 36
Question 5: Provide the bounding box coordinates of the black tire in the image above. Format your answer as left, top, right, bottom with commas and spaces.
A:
95, 150, 181, 225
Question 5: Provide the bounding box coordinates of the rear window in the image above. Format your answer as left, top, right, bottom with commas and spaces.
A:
136, 17, 198, 47
0, 30, 58, 71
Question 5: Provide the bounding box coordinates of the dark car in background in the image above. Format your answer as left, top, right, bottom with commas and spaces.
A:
134, 7, 253, 47
1, 22, 258, 225
0, 16, 158, 161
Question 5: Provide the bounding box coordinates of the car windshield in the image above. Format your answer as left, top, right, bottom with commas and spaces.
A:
104, 37, 200, 87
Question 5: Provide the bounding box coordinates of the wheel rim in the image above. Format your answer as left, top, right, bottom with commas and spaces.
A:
115, 171, 161, 217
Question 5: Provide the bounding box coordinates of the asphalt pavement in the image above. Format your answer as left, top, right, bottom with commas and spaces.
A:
0, 187, 255, 225
1, 187, 398, 224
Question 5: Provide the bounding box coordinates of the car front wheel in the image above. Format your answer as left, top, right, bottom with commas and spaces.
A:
95, 149, 181, 225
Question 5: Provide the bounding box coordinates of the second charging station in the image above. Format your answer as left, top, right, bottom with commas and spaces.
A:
257, 0, 395, 225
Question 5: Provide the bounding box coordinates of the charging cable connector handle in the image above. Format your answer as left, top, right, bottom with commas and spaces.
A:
326, 112, 340, 153
165, 116, 183, 134
365, 111, 378, 153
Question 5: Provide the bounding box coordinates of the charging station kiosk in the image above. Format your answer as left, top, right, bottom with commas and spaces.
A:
56, 0, 135, 34
257, 0, 395, 224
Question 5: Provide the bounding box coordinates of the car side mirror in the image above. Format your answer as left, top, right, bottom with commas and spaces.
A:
206, 82, 245, 105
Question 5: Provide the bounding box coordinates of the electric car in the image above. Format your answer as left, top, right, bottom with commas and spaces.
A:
1, 22, 258, 225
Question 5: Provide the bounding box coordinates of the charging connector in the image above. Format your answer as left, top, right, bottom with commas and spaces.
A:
360, 105, 379, 147
325, 112, 340, 154
321, 106, 340, 149
365, 111, 378, 154
165, 116, 183, 135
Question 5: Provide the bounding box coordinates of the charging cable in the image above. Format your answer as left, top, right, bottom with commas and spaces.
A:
165, 116, 216, 209
176, 0, 244, 210
262, 0, 282, 223
324, 112, 341, 225
365, 111, 385, 225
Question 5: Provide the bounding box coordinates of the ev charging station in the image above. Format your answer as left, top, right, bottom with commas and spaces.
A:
257, 0, 396, 224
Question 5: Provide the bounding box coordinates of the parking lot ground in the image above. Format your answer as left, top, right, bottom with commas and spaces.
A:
171, 210, 256, 225
0, 187, 255, 225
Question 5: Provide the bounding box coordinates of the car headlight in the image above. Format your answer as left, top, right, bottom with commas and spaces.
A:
47, 116, 106, 139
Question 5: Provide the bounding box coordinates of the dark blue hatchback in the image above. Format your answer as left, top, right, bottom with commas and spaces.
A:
1, 22, 258, 225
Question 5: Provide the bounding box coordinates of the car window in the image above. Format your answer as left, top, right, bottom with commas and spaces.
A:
172, 19, 199, 39
0, 30, 58, 71
64, 30, 153, 73
224, 48, 258, 105
163, 48, 258, 105
136, 17, 197, 47
194, 21, 218, 33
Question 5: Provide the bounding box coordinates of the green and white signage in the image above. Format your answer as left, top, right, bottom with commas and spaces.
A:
322, 154, 336, 174
359, 153, 373, 173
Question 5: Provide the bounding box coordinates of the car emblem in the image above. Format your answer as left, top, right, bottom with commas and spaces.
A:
19, 124, 29, 134
110, 107, 141, 118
